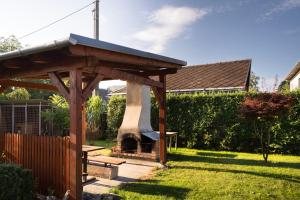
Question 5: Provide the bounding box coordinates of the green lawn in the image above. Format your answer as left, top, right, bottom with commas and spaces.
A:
112, 148, 300, 200
86, 139, 116, 156
86, 139, 116, 148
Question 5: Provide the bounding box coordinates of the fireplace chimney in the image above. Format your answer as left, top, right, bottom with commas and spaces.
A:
115, 81, 159, 159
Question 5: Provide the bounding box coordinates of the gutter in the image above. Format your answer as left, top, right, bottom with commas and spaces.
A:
108, 86, 245, 96
0, 38, 70, 61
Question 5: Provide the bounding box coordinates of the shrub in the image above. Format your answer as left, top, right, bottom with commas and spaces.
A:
6, 88, 31, 100
107, 95, 126, 138
0, 164, 35, 200
240, 93, 292, 162
107, 92, 300, 154
86, 95, 107, 139
42, 94, 69, 136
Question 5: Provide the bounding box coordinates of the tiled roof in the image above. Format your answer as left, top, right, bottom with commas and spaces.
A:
110, 59, 251, 94
285, 61, 300, 81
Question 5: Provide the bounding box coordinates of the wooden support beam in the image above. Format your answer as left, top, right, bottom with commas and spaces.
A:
1, 58, 33, 69
82, 73, 104, 101
69, 69, 83, 200
82, 103, 87, 145
125, 68, 177, 76
90, 66, 163, 88
0, 79, 58, 92
151, 86, 162, 104
48, 72, 70, 103
158, 75, 167, 164
94, 60, 178, 75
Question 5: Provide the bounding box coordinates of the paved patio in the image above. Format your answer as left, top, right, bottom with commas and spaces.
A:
83, 158, 162, 194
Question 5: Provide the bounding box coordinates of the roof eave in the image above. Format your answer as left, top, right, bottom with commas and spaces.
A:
285, 61, 300, 81
0, 38, 70, 61
0, 34, 186, 66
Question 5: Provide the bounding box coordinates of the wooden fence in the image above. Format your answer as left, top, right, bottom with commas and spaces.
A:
0, 133, 70, 197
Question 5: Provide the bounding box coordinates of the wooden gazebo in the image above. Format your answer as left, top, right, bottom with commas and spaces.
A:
0, 34, 186, 199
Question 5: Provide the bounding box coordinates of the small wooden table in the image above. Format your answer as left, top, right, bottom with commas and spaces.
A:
82, 145, 105, 183
166, 132, 178, 151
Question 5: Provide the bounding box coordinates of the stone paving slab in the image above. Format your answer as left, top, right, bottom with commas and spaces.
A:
83, 158, 162, 194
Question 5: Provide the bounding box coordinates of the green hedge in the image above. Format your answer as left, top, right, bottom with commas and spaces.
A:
107, 92, 300, 155
0, 164, 35, 200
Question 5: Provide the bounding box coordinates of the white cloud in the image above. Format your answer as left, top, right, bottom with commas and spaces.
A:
263, 0, 300, 19
132, 6, 208, 53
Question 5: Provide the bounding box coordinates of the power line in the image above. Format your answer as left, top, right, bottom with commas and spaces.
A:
18, 1, 96, 40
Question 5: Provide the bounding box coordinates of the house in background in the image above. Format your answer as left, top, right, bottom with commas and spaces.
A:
109, 59, 251, 96
285, 61, 300, 91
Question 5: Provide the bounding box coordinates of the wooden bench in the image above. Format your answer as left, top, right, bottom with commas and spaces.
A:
87, 156, 126, 179
88, 156, 126, 167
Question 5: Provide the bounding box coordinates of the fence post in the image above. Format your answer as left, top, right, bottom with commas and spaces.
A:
0, 105, 2, 134
25, 103, 28, 134
39, 102, 42, 136
12, 104, 14, 133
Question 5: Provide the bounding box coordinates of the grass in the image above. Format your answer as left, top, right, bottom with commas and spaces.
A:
86, 139, 116, 148
111, 148, 300, 200
86, 139, 116, 156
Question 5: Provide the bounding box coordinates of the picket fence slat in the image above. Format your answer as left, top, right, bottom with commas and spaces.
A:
0, 133, 71, 197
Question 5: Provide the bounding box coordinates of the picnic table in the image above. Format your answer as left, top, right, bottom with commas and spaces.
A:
82, 145, 105, 183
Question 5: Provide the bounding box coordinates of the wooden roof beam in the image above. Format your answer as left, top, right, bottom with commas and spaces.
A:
88, 66, 163, 88
0, 57, 95, 79
0, 79, 58, 92
69, 45, 181, 69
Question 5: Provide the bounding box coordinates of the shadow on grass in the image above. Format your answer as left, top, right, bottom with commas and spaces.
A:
173, 165, 300, 183
170, 153, 300, 170
118, 182, 190, 199
196, 151, 237, 158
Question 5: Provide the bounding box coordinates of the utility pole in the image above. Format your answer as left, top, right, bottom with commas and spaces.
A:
93, 0, 99, 40
92, 0, 100, 96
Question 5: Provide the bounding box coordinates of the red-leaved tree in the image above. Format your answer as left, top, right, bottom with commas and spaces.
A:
240, 93, 292, 162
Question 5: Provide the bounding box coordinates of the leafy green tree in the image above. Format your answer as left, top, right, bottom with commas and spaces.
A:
0, 36, 35, 100
0, 36, 53, 100
6, 88, 31, 100
278, 80, 290, 92
249, 71, 260, 92
240, 93, 292, 162
0, 35, 21, 53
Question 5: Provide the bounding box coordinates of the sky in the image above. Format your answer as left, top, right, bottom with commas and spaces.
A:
0, 0, 300, 91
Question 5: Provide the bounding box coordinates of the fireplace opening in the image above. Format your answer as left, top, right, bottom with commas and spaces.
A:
141, 135, 154, 153
121, 136, 138, 153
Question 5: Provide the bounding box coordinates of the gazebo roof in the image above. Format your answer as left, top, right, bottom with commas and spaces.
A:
0, 34, 186, 80
0, 34, 182, 199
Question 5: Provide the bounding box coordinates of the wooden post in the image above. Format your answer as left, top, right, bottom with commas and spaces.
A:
82, 104, 87, 145
158, 75, 167, 164
82, 81, 87, 145
69, 69, 83, 200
